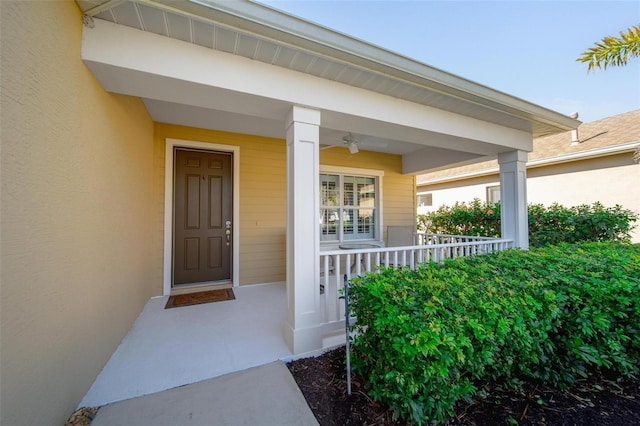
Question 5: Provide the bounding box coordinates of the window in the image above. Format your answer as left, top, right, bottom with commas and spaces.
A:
417, 193, 433, 207
486, 185, 501, 203
320, 173, 378, 242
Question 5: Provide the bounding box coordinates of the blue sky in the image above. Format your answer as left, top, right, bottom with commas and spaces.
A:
260, 1, 640, 123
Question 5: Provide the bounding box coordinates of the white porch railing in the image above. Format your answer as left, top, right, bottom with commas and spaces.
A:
318, 233, 513, 330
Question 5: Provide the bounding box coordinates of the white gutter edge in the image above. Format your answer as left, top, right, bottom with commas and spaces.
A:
84, 0, 127, 16
417, 141, 640, 187
528, 141, 640, 167
115, 0, 579, 132
207, 0, 580, 129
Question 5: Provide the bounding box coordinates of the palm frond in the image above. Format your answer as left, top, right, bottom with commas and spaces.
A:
577, 25, 640, 72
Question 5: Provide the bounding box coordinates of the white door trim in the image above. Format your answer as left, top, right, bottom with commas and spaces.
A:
164, 138, 240, 295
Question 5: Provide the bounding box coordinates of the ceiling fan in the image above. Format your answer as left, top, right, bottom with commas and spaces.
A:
319, 132, 390, 153
342, 133, 360, 154
342, 133, 390, 154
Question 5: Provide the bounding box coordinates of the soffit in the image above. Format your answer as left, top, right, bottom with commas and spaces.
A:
76, 0, 579, 139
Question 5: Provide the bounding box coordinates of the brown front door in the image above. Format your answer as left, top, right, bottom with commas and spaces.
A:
173, 148, 233, 286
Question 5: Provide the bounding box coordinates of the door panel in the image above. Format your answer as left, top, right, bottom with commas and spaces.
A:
184, 238, 200, 270
186, 174, 201, 229
208, 237, 222, 268
209, 176, 222, 228
174, 149, 233, 285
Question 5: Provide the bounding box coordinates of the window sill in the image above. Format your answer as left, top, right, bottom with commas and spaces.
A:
320, 240, 385, 251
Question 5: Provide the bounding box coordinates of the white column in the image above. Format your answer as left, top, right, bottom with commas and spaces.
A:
498, 150, 529, 249
283, 106, 322, 354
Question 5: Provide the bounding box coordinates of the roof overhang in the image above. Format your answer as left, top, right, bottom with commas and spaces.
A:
76, 0, 581, 173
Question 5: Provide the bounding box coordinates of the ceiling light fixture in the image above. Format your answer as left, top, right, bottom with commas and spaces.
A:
342, 133, 359, 154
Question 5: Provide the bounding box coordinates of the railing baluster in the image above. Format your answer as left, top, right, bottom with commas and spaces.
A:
319, 235, 513, 329
336, 275, 342, 323
322, 255, 329, 322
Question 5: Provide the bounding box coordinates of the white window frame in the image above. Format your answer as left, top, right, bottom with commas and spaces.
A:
319, 165, 384, 248
417, 192, 433, 207
486, 185, 501, 203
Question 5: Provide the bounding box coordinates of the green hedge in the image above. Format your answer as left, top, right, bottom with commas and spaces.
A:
348, 242, 640, 425
417, 200, 637, 247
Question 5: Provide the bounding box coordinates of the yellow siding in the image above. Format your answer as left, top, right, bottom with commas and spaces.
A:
320, 147, 417, 241
1, 2, 155, 424
153, 124, 287, 285
153, 130, 417, 286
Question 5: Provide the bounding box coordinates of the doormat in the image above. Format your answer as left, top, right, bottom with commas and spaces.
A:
165, 288, 235, 309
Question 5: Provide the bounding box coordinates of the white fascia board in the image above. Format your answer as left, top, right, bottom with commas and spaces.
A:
417, 167, 501, 187
178, 0, 579, 132
84, 0, 128, 16
417, 141, 640, 186
82, 19, 532, 151
527, 141, 640, 167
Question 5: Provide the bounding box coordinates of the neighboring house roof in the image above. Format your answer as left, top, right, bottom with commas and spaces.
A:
76, 0, 578, 138
417, 109, 640, 186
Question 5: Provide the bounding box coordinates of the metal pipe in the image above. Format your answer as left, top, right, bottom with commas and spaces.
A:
344, 274, 352, 396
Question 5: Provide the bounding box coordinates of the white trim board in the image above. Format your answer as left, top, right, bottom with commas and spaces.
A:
417, 142, 640, 186
319, 164, 385, 246
164, 138, 241, 295
320, 164, 385, 177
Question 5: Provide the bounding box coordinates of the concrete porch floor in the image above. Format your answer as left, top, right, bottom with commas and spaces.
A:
80, 282, 293, 408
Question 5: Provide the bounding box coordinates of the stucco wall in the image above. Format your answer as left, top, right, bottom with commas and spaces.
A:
417, 175, 498, 215
1, 2, 155, 424
417, 154, 640, 242
528, 155, 640, 242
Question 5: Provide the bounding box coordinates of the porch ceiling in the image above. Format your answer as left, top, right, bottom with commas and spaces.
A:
76, 0, 580, 172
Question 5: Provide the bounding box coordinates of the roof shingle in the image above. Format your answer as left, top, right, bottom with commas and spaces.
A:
417, 109, 640, 185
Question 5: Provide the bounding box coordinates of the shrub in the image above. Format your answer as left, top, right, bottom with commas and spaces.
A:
348, 242, 640, 425
417, 200, 637, 247
417, 199, 501, 238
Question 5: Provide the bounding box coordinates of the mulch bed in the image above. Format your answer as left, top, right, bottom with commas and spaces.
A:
287, 346, 640, 425
65, 407, 98, 426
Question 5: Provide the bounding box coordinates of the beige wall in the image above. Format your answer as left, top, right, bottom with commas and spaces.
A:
528, 154, 640, 242
417, 154, 640, 242
1, 1, 155, 424
417, 174, 498, 214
